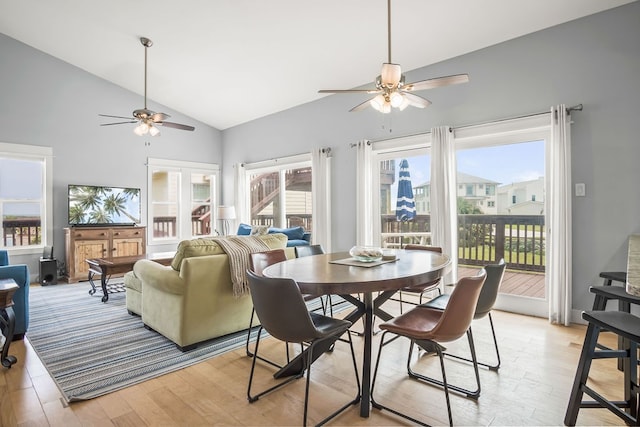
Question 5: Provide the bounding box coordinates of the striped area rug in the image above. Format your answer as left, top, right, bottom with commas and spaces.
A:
27, 281, 265, 402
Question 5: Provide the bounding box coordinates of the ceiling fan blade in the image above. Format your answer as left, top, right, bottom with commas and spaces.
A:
403, 73, 469, 92
318, 89, 380, 94
100, 121, 137, 126
150, 112, 170, 122
158, 121, 195, 131
403, 92, 432, 108
99, 114, 134, 120
349, 98, 374, 112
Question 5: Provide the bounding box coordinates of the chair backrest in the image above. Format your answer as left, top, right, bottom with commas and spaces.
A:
430, 269, 487, 342
295, 244, 325, 258
246, 269, 322, 343
403, 244, 442, 254
404, 245, 443, 288
249, 249, 287, 276
475, 258, 506, 318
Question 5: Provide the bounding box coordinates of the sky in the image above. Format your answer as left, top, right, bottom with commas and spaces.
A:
390, 139, 545, 201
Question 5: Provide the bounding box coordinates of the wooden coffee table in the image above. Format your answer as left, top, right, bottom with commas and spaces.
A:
86, 252, 174, 302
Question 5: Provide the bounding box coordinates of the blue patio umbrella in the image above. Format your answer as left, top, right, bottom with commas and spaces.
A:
395, 159, 416, 221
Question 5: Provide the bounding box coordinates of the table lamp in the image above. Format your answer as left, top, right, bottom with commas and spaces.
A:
218, 206, 236, 236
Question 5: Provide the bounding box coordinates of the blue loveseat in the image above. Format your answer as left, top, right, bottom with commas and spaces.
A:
237, 223, 311, 247
0, 250, 29, 340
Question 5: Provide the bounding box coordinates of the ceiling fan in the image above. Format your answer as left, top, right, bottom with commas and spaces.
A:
99, 37, 195, 136
318, 0, 469, 113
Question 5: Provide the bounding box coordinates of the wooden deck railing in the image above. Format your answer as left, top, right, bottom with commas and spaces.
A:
2, 214, 543, 274
1, 218, 42, 247
381, 214, 545, 272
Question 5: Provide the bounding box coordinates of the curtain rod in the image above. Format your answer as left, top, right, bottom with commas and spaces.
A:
349, 104, 583, 145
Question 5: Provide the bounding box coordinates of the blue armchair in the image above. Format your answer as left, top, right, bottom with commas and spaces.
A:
0, 250, 30, 340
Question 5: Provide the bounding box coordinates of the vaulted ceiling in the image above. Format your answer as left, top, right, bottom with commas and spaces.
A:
0, 0, 634, 130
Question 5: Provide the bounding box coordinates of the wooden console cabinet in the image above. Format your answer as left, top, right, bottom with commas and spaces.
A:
64, 226, 146, 282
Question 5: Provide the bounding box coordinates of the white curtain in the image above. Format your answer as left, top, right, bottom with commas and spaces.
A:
356, 140, 374, 246
311, 147, 332, 251
234, 162, 248, 225
547, 104, 572, 325
430, 126, 458, 284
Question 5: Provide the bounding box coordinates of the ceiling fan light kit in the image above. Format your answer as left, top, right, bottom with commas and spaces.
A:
99, 37, 195, 136
318, 0, 469, 114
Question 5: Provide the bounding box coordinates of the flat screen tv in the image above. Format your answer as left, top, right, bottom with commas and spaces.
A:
68, 184, 141, 226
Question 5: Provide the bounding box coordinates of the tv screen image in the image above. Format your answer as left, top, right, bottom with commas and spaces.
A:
68, 185, 141, 226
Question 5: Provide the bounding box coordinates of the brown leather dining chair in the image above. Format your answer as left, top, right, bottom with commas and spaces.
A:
371, 269, 487, 427
394, 244, 443, 313
421, 258, 506, 371
246, 270, 361, 426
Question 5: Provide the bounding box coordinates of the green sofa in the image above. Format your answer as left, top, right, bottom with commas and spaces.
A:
131, 233, 292, 351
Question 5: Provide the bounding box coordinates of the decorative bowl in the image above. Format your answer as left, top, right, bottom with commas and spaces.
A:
349, 246, 383, 262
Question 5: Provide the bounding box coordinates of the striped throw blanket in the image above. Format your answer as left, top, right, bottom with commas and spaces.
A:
212, 236, 271, 296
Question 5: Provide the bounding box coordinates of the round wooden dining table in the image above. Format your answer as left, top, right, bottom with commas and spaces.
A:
263, 249, 451, 418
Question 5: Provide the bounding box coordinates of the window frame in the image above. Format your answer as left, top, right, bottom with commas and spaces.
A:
147, 157, 220, 246
243, 153, 312, 230
0, 142, 53, 255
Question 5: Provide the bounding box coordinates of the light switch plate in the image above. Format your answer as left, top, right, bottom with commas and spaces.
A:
575, 183, 586, 197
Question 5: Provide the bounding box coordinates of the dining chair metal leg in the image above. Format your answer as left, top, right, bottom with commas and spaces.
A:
371, 331, 429, 426
371, 331, 455, 426
249, 329, 360, 426
247, 326, 303, 404
245, 308, 291, 368
439, 315, 501, 371
315, 330, 361, 426
407, 328, 481, 399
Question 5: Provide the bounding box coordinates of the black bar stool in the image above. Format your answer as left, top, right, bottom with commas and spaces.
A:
564, 310, 640, 426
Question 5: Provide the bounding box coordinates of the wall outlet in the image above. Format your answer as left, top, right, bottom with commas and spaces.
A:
575, 183, 586, 197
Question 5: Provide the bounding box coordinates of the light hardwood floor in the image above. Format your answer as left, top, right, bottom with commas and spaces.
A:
0, 305, 629, 426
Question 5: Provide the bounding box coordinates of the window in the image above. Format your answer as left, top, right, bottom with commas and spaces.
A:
244, 155, 312, 231
466, 184, 474, 196
0, 142, 52, 252
512, 195, 517, 204
147, 158, 219, 245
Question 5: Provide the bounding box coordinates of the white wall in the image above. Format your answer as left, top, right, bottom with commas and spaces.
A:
221, 2, 640, 313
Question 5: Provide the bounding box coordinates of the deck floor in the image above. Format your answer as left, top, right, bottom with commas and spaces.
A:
458, 265, 545, 299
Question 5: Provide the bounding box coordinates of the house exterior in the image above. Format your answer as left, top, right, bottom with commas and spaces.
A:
497, 177, 545, 215
414, 172, 499, 214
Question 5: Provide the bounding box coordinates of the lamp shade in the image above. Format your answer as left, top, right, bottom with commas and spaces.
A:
218, 206, 236, 220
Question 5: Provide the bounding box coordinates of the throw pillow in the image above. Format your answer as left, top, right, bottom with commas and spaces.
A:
268, 226, 305, 241
251, 225, 269, 236
237, 223, 252, 235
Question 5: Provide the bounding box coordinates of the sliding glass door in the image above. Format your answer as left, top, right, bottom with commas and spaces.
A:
454, 123, 549, 317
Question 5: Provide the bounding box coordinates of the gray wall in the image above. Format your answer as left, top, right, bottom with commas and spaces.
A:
221, 2, 640, 313
1, 3, 638, 313
0, 33, 222, 275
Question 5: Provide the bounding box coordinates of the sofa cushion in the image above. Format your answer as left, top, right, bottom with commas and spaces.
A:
237, 223, 252, 235
170, 234, 289, 271
171, 238, 226, 270
268, 226, 304, 241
